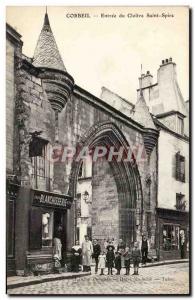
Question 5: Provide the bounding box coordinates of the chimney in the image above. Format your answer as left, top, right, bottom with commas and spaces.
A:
139, 70, 153, 89
156, 57, 185, 113
158, 57, 176, 84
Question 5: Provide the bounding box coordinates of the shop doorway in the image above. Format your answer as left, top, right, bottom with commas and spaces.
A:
54, 210, 67, 263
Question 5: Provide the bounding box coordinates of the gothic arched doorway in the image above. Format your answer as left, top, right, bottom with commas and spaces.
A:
68, 121, 143, 247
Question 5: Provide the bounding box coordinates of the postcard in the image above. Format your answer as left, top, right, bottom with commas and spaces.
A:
6, 6, 190, 295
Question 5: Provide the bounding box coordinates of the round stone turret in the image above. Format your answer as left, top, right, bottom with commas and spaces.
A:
33, 12, 74, 112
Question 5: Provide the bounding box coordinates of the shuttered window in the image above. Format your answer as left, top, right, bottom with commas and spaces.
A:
29, 138, 52, 191
175, 152, 185, 182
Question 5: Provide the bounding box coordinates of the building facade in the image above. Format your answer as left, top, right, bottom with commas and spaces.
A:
137, 59, 189, 260
6, 13, 189, 276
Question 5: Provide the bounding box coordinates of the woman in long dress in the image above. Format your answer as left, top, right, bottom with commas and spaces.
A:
71, 240, 82, 272
82, 235, 93, 272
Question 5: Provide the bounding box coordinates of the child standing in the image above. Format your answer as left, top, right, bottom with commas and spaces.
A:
106, 246, 115, 275
98, 251, 106, 275
114, 252, 122, 275
124, 247, 131, 275
131, 242, 141, 275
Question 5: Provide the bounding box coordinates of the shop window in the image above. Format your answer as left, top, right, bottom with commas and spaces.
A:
42, 212, 54, 247
29, 138, 52, 191
175, 152, 185, 182
176, 193, 186, 211
29, 207, 55, 250
162, 224, 180, 251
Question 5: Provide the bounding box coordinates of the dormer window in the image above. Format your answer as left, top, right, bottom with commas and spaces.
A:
177, 116, 184, 135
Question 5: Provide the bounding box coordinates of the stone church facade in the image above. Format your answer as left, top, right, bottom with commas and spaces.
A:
6, 12, 189, 275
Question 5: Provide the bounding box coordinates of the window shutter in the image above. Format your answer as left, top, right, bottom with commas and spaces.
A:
29, 206, 42, 250
180, 157, 185, 182
175, 152, 180, 180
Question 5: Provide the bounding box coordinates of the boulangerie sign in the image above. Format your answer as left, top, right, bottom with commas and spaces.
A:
32, 189, 72, 209
6, 6, 190, 295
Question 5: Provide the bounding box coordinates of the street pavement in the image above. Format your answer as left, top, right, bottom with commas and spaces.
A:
7, 262, 189, 295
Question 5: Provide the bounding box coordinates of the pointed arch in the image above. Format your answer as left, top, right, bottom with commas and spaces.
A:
68, 121, 143, 243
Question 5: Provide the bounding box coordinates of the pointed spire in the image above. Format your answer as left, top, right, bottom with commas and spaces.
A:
44, 9, 50, 26
33, 11, 66, 72
133, 94, 156, 129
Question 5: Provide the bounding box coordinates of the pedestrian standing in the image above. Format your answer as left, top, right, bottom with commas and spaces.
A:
132, 242, 141, 275
106, 246, 115, 275
124, 247, 131, 275
98, 251, 106, 275
71, 240, 82, 272
82, 235, 93, 272
117, 238, 126, 268
111, 238, 117, 252
53, 225, 63, 272
179, 230, 186, 259
140, 235, 150, 265
93, 239, 101, 274
114, 252, 122, 275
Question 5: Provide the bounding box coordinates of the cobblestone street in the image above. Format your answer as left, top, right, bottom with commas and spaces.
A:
8, 263, 189, 295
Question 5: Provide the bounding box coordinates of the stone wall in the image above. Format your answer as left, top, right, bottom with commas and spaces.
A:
92, 157, 119, 245
6, 39, 15, 173
13, 57, 158, 255
15, 62, 55, 188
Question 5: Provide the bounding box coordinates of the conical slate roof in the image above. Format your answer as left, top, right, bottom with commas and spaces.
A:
133, 91, 156, 129
33, 13, 66, 72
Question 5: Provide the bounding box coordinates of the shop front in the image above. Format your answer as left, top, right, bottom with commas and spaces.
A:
26, 189, 73, 274
6, 176, 20, 276
156, 208, 189, 261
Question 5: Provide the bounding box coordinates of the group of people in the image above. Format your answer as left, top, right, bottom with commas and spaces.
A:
71, 235, 150, 275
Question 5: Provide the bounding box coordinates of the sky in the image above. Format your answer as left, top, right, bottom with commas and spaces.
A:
6, 6, 189, 103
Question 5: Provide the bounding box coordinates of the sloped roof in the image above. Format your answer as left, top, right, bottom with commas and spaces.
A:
132, 92, 156, 129
33, 13, 66, 72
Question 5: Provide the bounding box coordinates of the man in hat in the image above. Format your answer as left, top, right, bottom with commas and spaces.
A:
140, 235, 150, 265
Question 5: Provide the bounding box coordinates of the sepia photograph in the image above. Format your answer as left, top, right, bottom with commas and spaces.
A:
6, 5, 190, 295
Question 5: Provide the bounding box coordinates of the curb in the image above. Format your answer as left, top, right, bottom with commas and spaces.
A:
7, 272, 91, 290
141, 259, 189, 268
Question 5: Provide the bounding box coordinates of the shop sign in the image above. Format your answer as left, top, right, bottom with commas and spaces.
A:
32, 189, 72, 209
